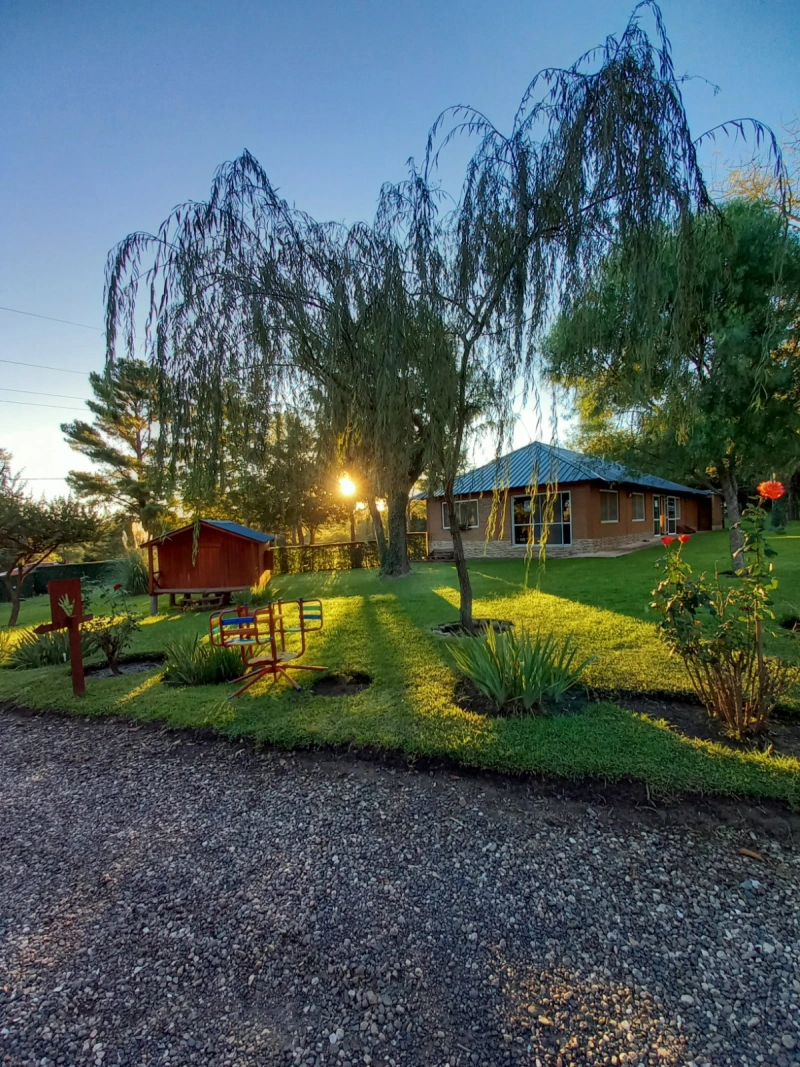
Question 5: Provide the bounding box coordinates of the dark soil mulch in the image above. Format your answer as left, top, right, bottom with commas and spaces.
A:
313, 672, 371, 697
618, 693, 800, 759
85, 654, 165, 680
453, 677, 588, 718
433, 618, 514, 637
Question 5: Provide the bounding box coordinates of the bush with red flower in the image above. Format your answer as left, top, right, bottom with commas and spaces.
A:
651, 483, 797, 738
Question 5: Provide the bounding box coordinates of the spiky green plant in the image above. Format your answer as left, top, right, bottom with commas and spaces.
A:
108, 549, 149, 596
162, 634, 244, 687
8, 629, 97, 670
449, 627, 594, 714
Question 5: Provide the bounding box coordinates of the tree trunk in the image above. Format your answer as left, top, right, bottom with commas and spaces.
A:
3, 570, 22, 627
444, 488, 474, 630
367, 497, 388, 569
718, 466, 745, 572
381, 488, 411, 578
349, 508, 356, 544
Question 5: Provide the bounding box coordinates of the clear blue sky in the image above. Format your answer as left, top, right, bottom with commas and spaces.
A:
1, 0, 797, 492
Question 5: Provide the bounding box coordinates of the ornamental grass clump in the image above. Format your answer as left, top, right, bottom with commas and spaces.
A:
652, 482, 798, 738
8, 629, 97, 670
162, 634, 244, 687
449, 626, 594, 714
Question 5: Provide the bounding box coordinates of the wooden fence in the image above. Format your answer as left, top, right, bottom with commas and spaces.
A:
272, 532, 429, 574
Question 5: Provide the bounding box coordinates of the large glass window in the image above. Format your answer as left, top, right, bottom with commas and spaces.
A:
512, 492, 572, 546
600, 490, 619, 523
442, 499, 479, 530
631, 493, 645, 522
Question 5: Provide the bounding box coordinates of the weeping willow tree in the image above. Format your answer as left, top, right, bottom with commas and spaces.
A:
371, 1, 782, 627
105, 166, 441, 576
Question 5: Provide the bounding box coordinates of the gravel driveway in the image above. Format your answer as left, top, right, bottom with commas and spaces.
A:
1, 710, 799, 1067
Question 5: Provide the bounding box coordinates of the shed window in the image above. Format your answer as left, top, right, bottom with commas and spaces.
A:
600, 490, 619, 523
442, 499, 479, 530
631, 493, 645, 522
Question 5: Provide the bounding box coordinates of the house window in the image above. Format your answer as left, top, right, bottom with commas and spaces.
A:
631, 493, 645, 522
600, 490, 619, 524
441, 499, 479, 530
512, 492, 572, 546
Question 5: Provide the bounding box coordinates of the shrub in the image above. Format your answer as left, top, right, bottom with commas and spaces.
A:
8, 629, 97, 670
449, 627, 594, 714
108, 549, 149, 596
83, 585, 140, 674
231, 584, 272, 608
162, 634, 244, 687
652, 485, 798, 738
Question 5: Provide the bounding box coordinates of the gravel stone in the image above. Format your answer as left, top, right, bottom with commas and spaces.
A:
1, 710, 799, 1067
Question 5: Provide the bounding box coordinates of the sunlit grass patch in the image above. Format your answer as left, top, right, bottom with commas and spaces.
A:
2, 525, 799, 803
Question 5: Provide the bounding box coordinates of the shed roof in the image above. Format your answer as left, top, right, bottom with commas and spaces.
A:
427, 442, 712, 498
141, 519, 275, 547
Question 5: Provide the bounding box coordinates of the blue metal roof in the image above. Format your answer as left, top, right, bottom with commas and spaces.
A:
204, 520, 275, 543
428, 442, 711, 498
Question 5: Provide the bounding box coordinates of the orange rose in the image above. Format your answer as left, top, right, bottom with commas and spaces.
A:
757, 480, 785, 501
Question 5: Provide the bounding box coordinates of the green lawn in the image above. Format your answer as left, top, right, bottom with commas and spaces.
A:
1, 527, 799, 804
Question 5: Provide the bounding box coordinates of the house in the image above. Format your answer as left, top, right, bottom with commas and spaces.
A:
426, 442, 722, 559
142, 519, 275, 614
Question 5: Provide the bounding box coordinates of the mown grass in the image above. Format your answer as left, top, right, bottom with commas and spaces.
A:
1, 527, 799, 804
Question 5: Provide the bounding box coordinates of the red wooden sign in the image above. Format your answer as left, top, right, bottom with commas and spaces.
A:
35, 578, 93, 697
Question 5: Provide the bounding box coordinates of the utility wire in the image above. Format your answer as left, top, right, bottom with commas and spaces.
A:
1, 386, 87, 401
0, 357, 91, 375
0, 398, 87, 412
0, 304, 102, 331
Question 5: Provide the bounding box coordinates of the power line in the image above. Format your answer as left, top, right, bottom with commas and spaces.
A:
0, 398, 87, 412
25, 477, 70, 481
1, 386, 88, 401
0, 304, 102, 331
0, 357, 91, 375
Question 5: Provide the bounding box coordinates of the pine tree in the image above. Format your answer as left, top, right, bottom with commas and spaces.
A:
61, 359, 168, 541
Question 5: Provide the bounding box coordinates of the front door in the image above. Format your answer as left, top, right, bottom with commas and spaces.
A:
653, 495, 662, 536
665, 496, 677, 536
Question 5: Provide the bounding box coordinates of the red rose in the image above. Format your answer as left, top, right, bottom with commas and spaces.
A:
114, 583, 122, 591
661, 536, 676, 546
757, 480, 785, 501
677, 534, 691, 544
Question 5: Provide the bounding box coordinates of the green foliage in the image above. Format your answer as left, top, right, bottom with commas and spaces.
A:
231, 584, 273, 608
82, 585, 140, 674
61, 359, 169, 539
8, 629, 97, 670
108, 549, 149, 596
651, 500, 798, 737
548, 200, 800, 569
449, 627, 594, 714
162, 634, 243, 687
0, 449, 99, 626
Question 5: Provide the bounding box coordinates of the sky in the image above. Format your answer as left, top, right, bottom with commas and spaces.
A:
1, 0, 798, 495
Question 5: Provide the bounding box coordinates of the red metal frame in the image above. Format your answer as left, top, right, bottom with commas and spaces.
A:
209, 598, 325, 698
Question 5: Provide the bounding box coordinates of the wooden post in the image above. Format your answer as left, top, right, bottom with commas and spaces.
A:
35, 579, 92, 699
66, 616, 86, 697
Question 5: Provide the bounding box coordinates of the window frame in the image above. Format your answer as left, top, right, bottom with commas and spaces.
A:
441, 498, 480, 531
631, 492, 646, 522
511, 490, 572, 547
599, 490, 619, 524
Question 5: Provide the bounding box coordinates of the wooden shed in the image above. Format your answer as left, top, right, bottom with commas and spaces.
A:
142, 520, 275, 615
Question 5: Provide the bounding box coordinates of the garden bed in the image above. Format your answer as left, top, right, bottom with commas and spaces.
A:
85, 654, 165, 679
619, 694, 800, 759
